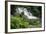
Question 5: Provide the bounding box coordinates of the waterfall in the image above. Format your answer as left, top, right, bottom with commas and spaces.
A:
16, 7, 24, 14
24, 8, 38, 19
16, 7, 38, 19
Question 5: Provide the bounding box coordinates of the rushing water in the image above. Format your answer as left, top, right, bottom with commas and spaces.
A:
16, 7, 38, 19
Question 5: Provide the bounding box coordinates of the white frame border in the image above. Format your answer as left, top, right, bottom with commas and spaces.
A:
7, 2, 45, 32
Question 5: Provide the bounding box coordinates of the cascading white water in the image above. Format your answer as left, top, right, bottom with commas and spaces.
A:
16, 7, 38, 19
16, 7, 24, 14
